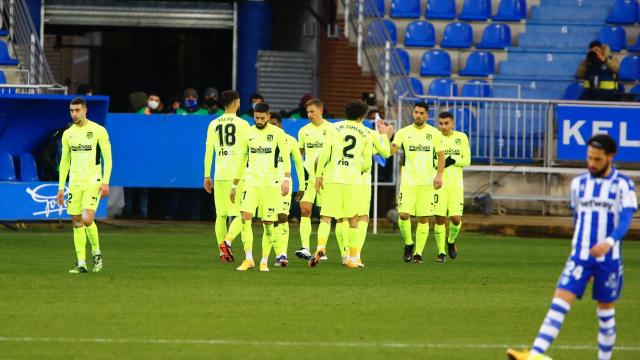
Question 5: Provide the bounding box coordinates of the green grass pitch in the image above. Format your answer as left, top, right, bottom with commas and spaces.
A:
1, 224, 639, 359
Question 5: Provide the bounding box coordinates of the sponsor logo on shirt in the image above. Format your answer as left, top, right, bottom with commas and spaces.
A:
408, 145, 431, 152
444, 149, 461, 155
70, 144, 92, 151
580, 199, 614, 210
306, 141, 323, 149
250, 146, 273, 154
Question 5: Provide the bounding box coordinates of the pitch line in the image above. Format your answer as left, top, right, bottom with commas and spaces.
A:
0, 336, 639, 352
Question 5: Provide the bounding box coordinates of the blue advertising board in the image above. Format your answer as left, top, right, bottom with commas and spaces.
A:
557, 104, 640, 161
0, 182, 107, 221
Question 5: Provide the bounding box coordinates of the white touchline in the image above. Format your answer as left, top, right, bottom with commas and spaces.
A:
0, 337, 638, 352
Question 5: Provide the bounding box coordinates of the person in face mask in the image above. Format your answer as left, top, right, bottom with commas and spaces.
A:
136, 92, 164, 114
241, 93, 265, 120
203, 87, 223, 116
176, 88, 208, 115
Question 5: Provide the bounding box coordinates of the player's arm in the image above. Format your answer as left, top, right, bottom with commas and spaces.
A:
362, 141, 374, 173
291, 142, 305, 194
455, 134, 471, 167
279, 133, 292, 196
371, 130, 391, 158
98, 127, 113, 198
433, 132, 444, 189
591, 180, 638, 257
230, 137, 248, 203
56, 133, 71, 206
390, 129, 402, 155
314, 132, 333, 192
203, 121, 216, 193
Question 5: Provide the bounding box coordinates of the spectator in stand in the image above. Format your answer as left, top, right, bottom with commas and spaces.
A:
242, 93, 265, 119
203, 87, 223, 116
136, 92, 164, 114
176, 88, 208, 115
288, 94, 313, 118
76, 84, 93, 96
576, 41, 620, 101
166, 93, 181, 114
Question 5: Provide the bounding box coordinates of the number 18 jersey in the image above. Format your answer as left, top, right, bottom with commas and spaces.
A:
204, 114, 251, 180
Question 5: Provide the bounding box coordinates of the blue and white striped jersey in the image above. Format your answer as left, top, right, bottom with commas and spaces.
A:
570, 168, 637, 262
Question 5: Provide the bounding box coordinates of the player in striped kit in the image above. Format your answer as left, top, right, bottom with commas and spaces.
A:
508, 134, 637, 360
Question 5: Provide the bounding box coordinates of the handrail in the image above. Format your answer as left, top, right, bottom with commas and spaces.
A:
1, 0, 56, 86
0, 83, 68, 94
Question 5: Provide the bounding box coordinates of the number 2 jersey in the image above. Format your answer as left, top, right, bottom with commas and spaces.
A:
317, 120, 374, 186
204, 114, 251, 180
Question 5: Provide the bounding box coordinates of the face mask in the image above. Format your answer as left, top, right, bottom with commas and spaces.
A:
148, 100, 159, 110
204, 98, 217, 107
185, 99, 198, 108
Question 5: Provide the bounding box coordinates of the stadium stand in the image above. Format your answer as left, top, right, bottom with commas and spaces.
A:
440, 22, 474, 48
476, 23, 512, 49
618, 55, 640, 81
629, 34, 640, 52
493, 0, 526, 21
18, 153, 39, 182
425, 0, 456, 19
393, 77, 424, 102
0, 152, 17, 181
562, 82, 585, 100
461, 79, 492, 97
459, 0, 492, 21
599, 26, 627, 51
420, 50, 452, 76
428, 77, 458, 96
0, 41, 19, 65
390, 0, 421, 18
379, 48, 411, 74
459, 51, 495, 77
606, 0, 639, 24
367, 19, 397, 45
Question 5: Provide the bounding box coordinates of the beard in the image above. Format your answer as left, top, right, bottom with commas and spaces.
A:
589, 162, 610, 177
255, 122, 266, 129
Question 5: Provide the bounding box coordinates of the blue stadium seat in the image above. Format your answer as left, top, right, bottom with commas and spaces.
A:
393, 77, 424, 103
379, 48, 411, 75
391, 0, 421, 18
19, 153, 39, 181
562, 82, 584, 100
459, 0, 492, 21
461, 79, 492, 97
441, 22, 473, 49
493, 0, 526, 21
606, 0, 639, 25
425, 0, 456, 20
0, 152, 16, 181
630, 84, 640, 100
428, 78, 458, 96
0, 70, 6, 84
356, 0, 385, 17
476, 24, 512, 49
628, 34, 640, 52
459, 51, 495, 77
599, 26, 626, 52
420, 50, 452, 76
619, 55, 640, 81
367, 20, 397, 45
0, 29, 8, 37
0, 41, 19, 66
404, 21, 436, 47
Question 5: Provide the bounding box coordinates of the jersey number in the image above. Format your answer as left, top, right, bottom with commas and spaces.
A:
215, 124, 236, 146
343, 135, 356, 158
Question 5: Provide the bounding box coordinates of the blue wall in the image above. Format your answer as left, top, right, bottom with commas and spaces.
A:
0, 94, 109, 154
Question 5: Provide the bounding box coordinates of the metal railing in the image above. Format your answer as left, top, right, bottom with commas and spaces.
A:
1, 0, 57, 86
0, 83, 68, 94
343, 0, 414, 114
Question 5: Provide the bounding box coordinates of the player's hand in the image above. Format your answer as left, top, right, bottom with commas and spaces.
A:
315, 176, 324, 193
295, 190, 305, 202
433, 174, 443, 190
56, 190, 65, 206
230, 188, 237, 204
590, 242, 612, 257
99, 183, 110, 198
204, 177, 213, 194
281, 179, 290, 196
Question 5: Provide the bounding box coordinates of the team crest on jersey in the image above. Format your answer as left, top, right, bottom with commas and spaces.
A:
267, 135, 273, 142
455, 139, 461, 145
426, 134, 432, 140
323, 130, 327, 136
86, 131, 93, 139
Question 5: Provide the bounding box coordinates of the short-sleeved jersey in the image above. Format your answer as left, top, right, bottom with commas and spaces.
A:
277, 133, 305, 187
59, 120, 112, 189
569, 169, 638, 262
298, 120, 331, 177
392, 123, 443, 186
359, 124, 391, 186
317, 120, 373, 185
204, 114, 251, 180
441, 130, 471, 188
236, 124, 291, 186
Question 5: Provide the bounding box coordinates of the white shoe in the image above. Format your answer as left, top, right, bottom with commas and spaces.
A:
320, 254, 328, 261
92, 254, 103, 273
295, 248, 312, 260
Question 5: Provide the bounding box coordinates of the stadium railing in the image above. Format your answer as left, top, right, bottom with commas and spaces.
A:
344, 0, 415, 114
0, 83, 68, 94
1, 0, 58, 87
